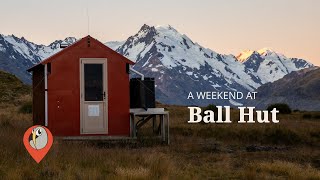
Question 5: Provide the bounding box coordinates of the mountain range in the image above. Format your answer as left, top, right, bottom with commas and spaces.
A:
0, 35, 76, 83
108, 24, 314, 105
0, 24, 315, 106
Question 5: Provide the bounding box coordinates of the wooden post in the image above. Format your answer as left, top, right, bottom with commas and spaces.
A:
152, 115, 156, 134
130, 114, 133, 137
130, 114, 136, 138
166, 113, 170, 144
161, 115, 165, 142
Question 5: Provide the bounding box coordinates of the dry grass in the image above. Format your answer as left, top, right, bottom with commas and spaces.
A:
0, 98, 319, 179
249, 160, 320, 179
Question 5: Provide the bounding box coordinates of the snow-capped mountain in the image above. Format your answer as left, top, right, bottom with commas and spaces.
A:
236, 50, 256, 62
0, 25, 314, 106
236, 48, 313, 83
0, 34, 76, 83
111, 24, 313, 105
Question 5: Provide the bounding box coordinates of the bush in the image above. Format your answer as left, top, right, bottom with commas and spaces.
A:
313, 115, 320, 119
18, 101, 32, 114
302, 114, 312, 119
201, 104, 218, 119
202, 104, 218, 113
200, 104, 226, 123
302, 113, 320, 119
267, 103, 292, 114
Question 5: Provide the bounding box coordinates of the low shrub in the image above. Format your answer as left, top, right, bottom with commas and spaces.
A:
202, 104, 218, 114
18, 101, 32, 114
302, 114, 312, 119
267, 103, 292, 114
313, 115, 320, 119
201, 104, 225, 121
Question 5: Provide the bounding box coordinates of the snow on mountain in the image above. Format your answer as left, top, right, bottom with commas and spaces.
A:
0, 24, 314, 106
1, 34, 77, 63
105, 41, 124, 50
111, 24, 314, 105
237, 48, 314, 83
111, 25, 256, 105
0, 34, 76, 83
37, 37, 77, 60
236, 50, 256, 62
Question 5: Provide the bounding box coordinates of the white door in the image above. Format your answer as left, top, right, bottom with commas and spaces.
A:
80, 58, 108, 134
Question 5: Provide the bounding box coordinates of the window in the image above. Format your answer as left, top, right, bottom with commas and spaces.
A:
84, 64, 103, 101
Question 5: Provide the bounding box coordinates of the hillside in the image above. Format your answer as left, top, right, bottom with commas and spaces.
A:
0, 70, 30, 103
246, 67, 320, 111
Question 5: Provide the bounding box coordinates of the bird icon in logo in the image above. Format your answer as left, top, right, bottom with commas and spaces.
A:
28, 126, 48, 150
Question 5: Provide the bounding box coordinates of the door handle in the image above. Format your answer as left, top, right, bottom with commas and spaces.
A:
103, 92, 106, 99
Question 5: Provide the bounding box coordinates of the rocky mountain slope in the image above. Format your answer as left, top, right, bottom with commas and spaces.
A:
245, 67, 320, 111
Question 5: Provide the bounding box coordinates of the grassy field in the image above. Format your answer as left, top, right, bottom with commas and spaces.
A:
0, 95, 319, 179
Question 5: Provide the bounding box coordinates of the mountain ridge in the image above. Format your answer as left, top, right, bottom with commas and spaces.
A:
245, 67, 320, 111
0, 34, 76, 83
111, 24, 313, 105
0, 24, 315, 106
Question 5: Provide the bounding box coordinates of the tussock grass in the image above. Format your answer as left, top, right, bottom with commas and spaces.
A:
18, 95, 32, 114
0, 99, 319, 179
243, 160, 320, 180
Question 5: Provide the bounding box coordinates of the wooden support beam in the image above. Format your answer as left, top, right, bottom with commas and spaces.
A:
136, 115, 154, 129
130, 108, 170, 144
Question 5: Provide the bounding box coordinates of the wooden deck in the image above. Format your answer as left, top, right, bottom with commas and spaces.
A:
58, 136, 136, 141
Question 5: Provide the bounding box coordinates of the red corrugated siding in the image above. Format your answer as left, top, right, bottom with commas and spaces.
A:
45, 37, 130, 136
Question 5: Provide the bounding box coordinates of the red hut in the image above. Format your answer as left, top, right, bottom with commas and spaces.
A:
28, 36, 134, 137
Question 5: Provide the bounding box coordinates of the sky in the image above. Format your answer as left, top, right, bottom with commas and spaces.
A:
1, 0, 319, 65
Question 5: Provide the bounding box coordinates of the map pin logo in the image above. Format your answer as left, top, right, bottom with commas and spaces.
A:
23, 125, 53, 163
